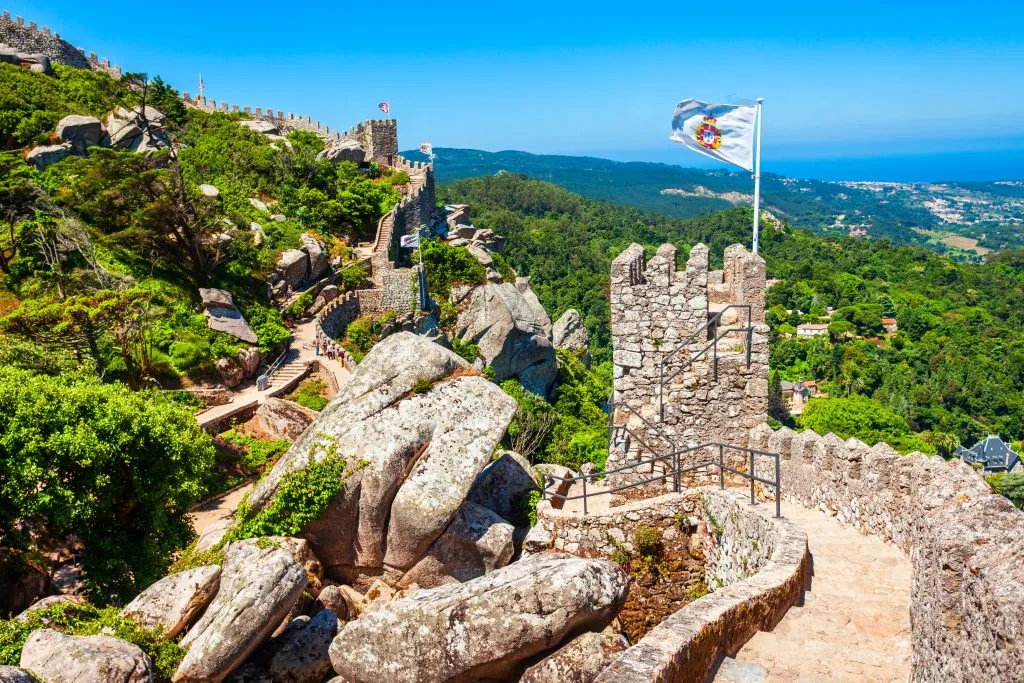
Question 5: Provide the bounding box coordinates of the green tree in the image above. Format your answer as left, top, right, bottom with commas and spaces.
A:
0, 367, 216, 601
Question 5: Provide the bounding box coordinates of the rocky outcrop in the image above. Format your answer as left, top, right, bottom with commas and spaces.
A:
0, 666, 34, 683
246, 333, 518, 587
0, 44, 50, 73
467, 450, 538, 522
300, 234, 329, 281
397, 500, 514, 588
276, 250, 308, 288
105, 106, 167, 155
455, 282, 557, 396
215, 357, 245, 388
520, 631, 629, 683
199, 288, 258, 345
121, 566, 221, 640
56, 115, 104, 154
174, 543, 308, 682
317, 139, 365, 165
552, 308, 590, 355
328, 553, 629, 682
20, 629, 153, 683
264, 609, 340, 683
25, 143, 70, 168
252, 398, 319, 441
16, 594, 87, 620
240, 120, 279, 136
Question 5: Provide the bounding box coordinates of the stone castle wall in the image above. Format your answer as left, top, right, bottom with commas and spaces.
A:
746, 423, 1024, 681
529, 488, 809, 683
1, 10, 122, 75
607, 243, 769, 491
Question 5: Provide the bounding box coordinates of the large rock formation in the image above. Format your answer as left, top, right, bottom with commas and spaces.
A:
252, 398, 319, 441
105, 106, 167, 154
455, 282, 557, 396
328, 553, 630, 682
520, 631, 629, 683
25, 143, 70, 169
20, 629, 153, 683
317, 139, 366, 165
552, 308, 590, 354
199, 288, 258, 345
0, 44, 51, 73
174, 543, 308, 682
264, 609, 340, 683
397, 500, 514, 588
121, 565, 221, 640
246, 333, 519, 587
466, 450, 538, 522
0, 666, 34, 683
56, 115, 104, 154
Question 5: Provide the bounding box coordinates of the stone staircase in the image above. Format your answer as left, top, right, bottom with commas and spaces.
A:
711, 501, 911, 683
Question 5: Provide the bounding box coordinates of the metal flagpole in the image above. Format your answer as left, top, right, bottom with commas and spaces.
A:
752, 98, 764, 255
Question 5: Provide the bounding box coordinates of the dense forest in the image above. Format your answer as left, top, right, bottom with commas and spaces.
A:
440, 173, 1024, 453
412, 147, 1024, 256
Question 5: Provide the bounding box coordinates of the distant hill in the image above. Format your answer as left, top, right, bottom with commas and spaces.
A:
404, 147, 1024, 259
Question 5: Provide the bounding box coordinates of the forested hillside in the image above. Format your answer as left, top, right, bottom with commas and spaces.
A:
413, 147, 1024, 258
440, 174, 1024, 451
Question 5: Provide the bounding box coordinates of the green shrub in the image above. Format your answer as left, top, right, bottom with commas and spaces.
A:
412, 376, 434, 394
417, 240, 487, 300
286, 378, 329, 411
0, 600, 184, 679
231, 437, 359, 539
634, 525, 663, 559
244, 303, 291, 354
987, 472, 1024, 509
0, 367, 215, 602
450, 337, 479, 363
284, 292, 314, 318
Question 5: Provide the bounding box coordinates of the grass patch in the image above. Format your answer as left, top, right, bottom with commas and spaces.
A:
286, 378, 329, 411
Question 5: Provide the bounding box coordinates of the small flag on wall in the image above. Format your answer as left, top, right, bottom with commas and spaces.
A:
419, 142, 432, 156
399, 233, 420, 248
378, 101, 390, 115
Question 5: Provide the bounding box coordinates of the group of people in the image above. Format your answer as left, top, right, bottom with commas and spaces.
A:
314, 327, 349, 365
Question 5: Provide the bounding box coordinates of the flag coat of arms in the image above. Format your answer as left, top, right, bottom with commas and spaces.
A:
399, 233, 420, 248
419, 142, 432, 156
670, 99, 757, 171
378, 101, 389, 115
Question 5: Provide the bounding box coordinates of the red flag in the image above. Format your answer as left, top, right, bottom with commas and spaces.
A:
378, 101, 389, 115
419, 142, 432, 156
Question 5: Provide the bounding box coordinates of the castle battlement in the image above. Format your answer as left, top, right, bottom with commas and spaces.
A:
1, 9, 122, 76
608, 242, 770, 492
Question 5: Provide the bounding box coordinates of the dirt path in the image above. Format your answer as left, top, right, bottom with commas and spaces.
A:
189, 483, 253, 551
713, 501, 912, 682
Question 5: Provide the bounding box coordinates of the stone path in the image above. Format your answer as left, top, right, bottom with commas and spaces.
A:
713, 500, 912, 683
195, 315, 350, 429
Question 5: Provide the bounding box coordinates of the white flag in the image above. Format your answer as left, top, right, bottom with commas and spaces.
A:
399, 233, 420, 248
670, 99, 757, 171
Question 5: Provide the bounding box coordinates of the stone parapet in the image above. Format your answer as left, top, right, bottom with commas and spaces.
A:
1, 10, 121, 75
747, 423, 1024, 681
543, 488, 810, 683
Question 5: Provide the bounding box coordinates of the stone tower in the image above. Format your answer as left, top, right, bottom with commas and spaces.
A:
607, 242, 770, 491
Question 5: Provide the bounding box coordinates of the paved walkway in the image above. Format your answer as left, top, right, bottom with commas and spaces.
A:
195, 316, 350, 428
713, 501, 912, 683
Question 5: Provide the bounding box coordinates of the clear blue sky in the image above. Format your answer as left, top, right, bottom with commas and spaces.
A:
12, 0, 1024, 178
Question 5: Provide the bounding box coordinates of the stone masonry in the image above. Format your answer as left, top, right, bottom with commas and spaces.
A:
1, 10, 121, 75
607, 242, 769, 492
747, 422, 1024, 681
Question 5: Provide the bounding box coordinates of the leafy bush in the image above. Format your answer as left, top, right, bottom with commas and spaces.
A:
0, 601, 184, 679
286, 378, 329, 411
284, 292, 314, 318
987, 472, 1024, 509
243, 303, 291, 354
449, 337, 479, 362
231, 437, 359, 539
798, 394, 935, 454
0, 367, 215, 602
417, 239, 486, 300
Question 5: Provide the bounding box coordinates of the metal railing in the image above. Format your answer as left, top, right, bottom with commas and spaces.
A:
540, 442, 781, 518
257, 346, 291, 390
549, 396, 780, 516
658, 304, 754, 420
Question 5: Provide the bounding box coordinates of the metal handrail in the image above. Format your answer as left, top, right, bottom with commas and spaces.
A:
258, 346, 291, 389
657, 304, 755, 420
541, 441, 781, 518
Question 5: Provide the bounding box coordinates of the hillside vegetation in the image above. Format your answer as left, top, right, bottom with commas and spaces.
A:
440, 174, 1024, 451
414, 147, 1024, 257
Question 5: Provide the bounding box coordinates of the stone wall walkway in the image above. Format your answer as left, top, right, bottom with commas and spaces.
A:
712, 500, 911, 683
